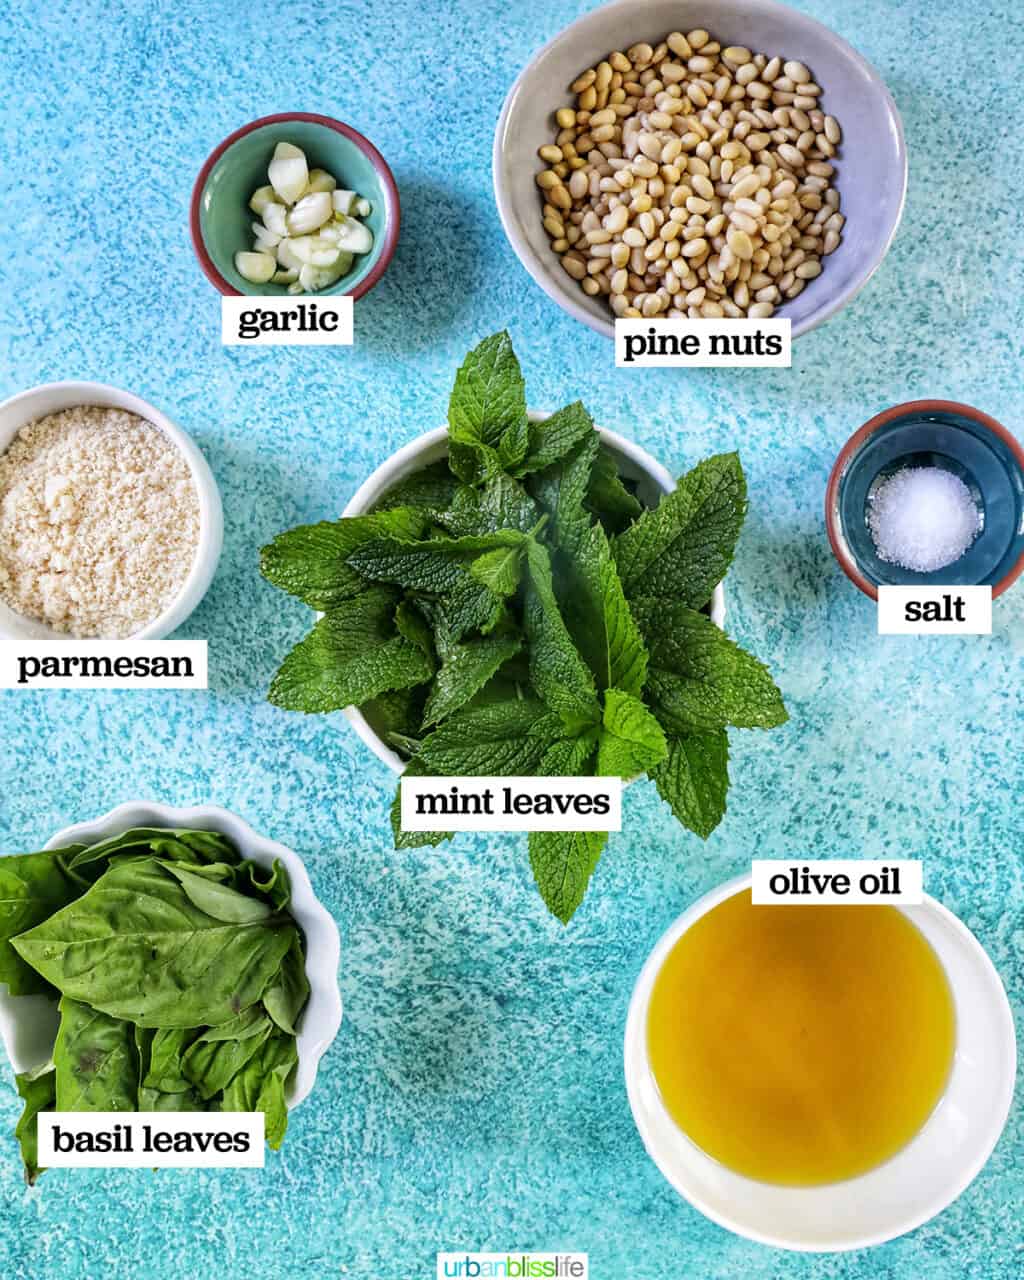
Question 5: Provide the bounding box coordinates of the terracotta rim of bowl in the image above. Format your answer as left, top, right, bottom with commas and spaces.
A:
825, 399, 1024, 601
189, 111, 400, 299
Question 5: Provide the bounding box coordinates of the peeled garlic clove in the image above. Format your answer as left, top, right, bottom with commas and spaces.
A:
276, 238, 304, 271
234, 251, 276, 284
286, 235, 315, 265
355, 197, 372, 217
286, 191, 334, 236
287, 280, 304, 295
304, 168, 337, 195
331, 215, 374, 255
268, 142, 308, 205
272, 268, 299, 284
249, 185, 276, 215
252, 221, 281, 249
331, 189, 357, 216
262, 202, 288, 238
298, 253, 350, 292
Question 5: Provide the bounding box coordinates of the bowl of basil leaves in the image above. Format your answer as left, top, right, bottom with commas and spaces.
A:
260, 332, 787, 924
0, 802, 342, 1181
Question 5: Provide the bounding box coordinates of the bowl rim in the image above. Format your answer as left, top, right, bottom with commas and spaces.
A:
339, 416, 726, 773
35, 801, 343, 1109
825, 398, 1024, 602
492, 0, 908, 341
0, 380, 223, 641
624, 871, 1017, 1252
189, 111, 401, 299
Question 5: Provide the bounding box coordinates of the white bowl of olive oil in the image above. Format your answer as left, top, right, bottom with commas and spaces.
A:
624, 874, 1015, 1252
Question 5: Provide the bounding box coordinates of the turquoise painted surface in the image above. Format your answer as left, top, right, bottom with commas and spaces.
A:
0, 0, 1020, 1276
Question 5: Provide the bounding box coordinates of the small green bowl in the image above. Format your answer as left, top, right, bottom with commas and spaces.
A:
190, 112, 399, 298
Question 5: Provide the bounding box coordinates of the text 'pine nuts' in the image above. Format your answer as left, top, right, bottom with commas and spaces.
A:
535, 30, 845, 322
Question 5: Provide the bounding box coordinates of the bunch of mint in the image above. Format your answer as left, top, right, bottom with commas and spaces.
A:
260, 332, 786, 923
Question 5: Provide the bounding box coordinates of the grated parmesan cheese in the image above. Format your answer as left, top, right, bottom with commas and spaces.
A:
0, 406, 200, 638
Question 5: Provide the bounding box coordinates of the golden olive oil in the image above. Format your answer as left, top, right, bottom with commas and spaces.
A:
646, 891, 955, 1186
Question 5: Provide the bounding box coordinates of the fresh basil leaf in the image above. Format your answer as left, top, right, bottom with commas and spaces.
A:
523, 540, 601, 733
515, 401, 596, 476
417, 698, 561, 775
66, 827, 239, 873
260, 508, 428, 610
612, 453, 747, 608
447, 331, 529, 484
650, 731, 730, 839
15, 1067, 55, 1184
221, 1032, 297, 1151
423, 631, 523, 727
370, 460, 460, 515
563, 523, 647, 696
160, 863, 274, 925
633, 601, 787, 732
269, 587, 434, 714
12, 858, 295, 1028
0, 850, 79, 996
235, 858, 292, 912
54, 996, 138, 1111
527, 430, 599, 555
528, 830, 608, 925
596, 689, 668, 777
182, 1014, 274, 1101
142, 1027, 195, 1094
262, 933, 310, 1037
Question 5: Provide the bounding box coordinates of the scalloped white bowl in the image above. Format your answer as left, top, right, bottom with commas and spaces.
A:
0, 802, 342, 1109
341, 417, 727, 773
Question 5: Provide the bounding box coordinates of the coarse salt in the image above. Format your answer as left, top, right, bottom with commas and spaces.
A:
867, 466, 980, 574
0, 407, 200, 638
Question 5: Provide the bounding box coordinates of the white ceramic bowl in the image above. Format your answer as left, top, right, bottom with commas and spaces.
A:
624, 874, 1017, 1252
0, 382, 223, 641
0, 802, 342, 1109
340, 417, 727, 772
493, 0, 907, 340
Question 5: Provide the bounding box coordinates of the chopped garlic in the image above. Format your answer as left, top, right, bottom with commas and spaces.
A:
241, 142, 375, 293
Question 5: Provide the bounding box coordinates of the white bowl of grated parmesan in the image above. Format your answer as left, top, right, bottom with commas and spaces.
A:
0, 382, 223, 641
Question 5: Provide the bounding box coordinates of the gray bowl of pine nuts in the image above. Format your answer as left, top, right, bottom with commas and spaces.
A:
493, 0, 906, 339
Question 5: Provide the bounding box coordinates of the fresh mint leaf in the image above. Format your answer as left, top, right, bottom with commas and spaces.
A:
537, 727, 599, 776
390, 760, 453, 849
423, 631, 523, 727
448, 331, 529, 484
524, 540, 601, 732
516, 402, 595, 476
587, 446, 643, 531
371, 460, 460, 514
612, 453, 747, 608
364, 684, 428, 745
469, 544, 525, 597
564, 523, 648, 696
348, 531, 527, 594
597, 688, 668, 777
269, 588, 434, 714
529, 830, 608, 925
260, 508, 428, 610
650, 731, 730, 839
633, 600, 788, 732
436, 475, 539, 537
417, 698, 562, 775
527, 430, 599, 556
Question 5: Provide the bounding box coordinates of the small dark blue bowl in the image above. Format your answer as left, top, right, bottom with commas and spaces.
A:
826, 401, 1024, 600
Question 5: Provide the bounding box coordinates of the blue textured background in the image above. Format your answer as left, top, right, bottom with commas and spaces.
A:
0, 1, 1020, 1276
